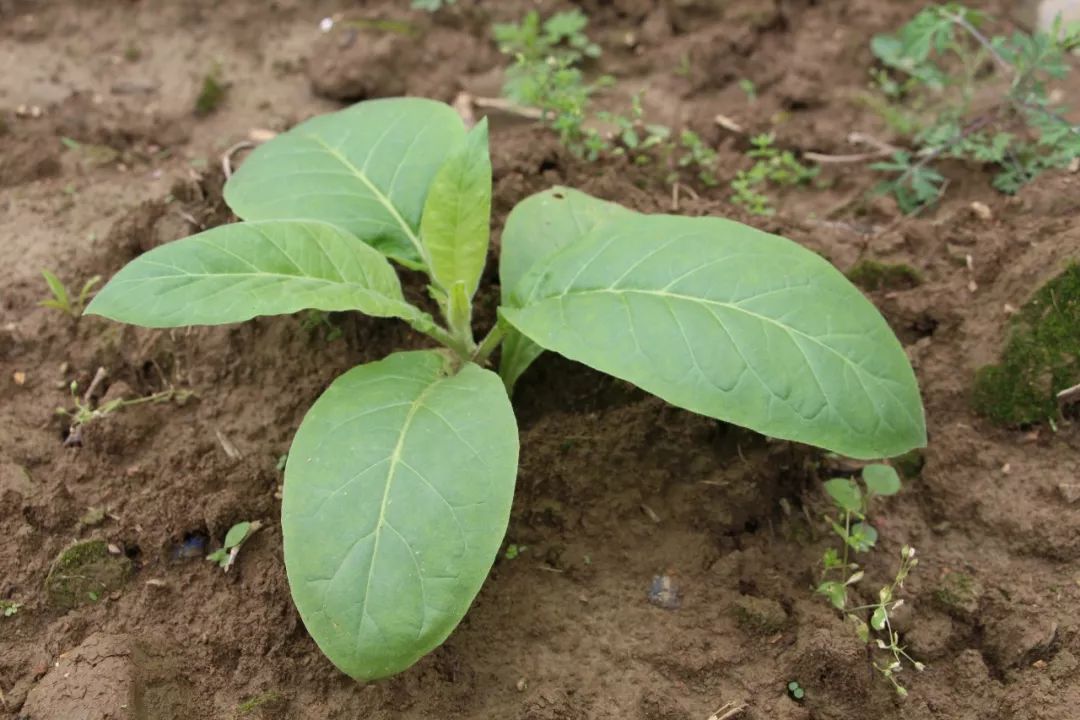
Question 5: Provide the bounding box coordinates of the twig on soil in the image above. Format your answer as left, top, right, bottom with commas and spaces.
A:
471, 95, 545, 120
83, 366, 108, 406
1057, 383, 1080, 407
706, 701, 748, 720
215, 429, 243, 460
805, 132, 903, 164
174, 209, 204, 230
221, 141, 255, 179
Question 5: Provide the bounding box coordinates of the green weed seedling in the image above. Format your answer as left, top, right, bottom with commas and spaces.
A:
40, 270, 101, 317
870, 4, 1080, 212
86, 97, 926, 680
817, 464, 924, 696
1, 600, 22, 617
730, 134, 818, 216
58, 369, 191, 446
207, 521, 262, 572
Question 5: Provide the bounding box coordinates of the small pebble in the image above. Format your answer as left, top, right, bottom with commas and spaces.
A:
648, 574, 680, 610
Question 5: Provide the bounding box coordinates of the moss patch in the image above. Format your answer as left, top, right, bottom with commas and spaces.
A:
45, 540, 132, 610
846, 260, 922, 292
732, 595, 788, 635
933, 571, 981, 619
973, 263, 1080, 425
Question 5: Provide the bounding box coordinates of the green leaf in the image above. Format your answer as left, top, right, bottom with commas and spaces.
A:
223, 521, 252, 549
420, 119, 492, 300
224, 98, 467, 268
817, 580, 847, 610
498, 186, 634, 389
871, 606, 888, 631
501, 211, 926, 458
85, 220, 425, 328
849, 522, 878, 552
40, 270, 70, 309
862, 464, 901, 496
282, 351, 518, 680
824, 478, 863, 514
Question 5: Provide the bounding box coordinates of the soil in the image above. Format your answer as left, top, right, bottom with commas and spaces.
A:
2, 1, 1080, 719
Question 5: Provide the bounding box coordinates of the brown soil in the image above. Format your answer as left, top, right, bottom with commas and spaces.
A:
2, 1, 1080, 718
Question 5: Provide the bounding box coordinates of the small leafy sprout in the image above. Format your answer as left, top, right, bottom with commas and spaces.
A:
411, 0, 455, 11
816, 464, 922, 695
787, 680, 805, 701
1, 600, 22, 617
207, 520, 262, 572
57, 367, 191, 446
195, 65, 227, 117
869, 4, 1080, 212
738, 78, 757, 101
39, 270, 101, 317
730, 133, 818, 215
504, 543, 526, 560
300, 310, 343, 342
86, 97, 925, 680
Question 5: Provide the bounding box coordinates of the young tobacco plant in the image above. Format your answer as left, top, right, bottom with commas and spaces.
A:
86, 98, 926, 680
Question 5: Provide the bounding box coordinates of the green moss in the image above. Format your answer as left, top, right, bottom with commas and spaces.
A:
933, 571, 981, 618
732, 595, 788, 635
973, 263, 1080, 425
195, 69, 227, 117
846, 260, 922, 292
45, 540, 132, 610
235, 692, 285, 718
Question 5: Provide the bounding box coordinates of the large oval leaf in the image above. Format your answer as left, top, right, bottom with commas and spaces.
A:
283, 351, 518, 680
501, 214, 926, 459
224, 98, 466, 268
498, 186, 635, 389
85, 220, 422, 328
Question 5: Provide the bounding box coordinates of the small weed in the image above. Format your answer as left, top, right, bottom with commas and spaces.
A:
300, 310, 343, 342
1, 600, 22, 617
816, 464, 923, 696
738, 78, 757, 101
207, 520, 262, 572
504, 543, 527, 560
411, 0, 455, 11
40, 270, 101, 317
869, 4, 1080, 212
787, 680, 805, 702
57, 368, 191, 445
730, 133, 818, 215
195, 66, 227, 117
494, 12, 720, 187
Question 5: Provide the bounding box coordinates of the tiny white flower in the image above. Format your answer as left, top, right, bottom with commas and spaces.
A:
319, 17, 334, 32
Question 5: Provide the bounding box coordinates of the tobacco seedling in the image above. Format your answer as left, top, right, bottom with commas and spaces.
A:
86, 97, 926, 680
207, 521, 262, 572
816, 464, 923, 695
39, 269, 101, 317
870, 4, 1080, 211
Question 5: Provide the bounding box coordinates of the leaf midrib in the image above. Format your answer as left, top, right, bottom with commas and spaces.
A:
300, 132, 425, 261
356, 375, 444, 643
530, 286, 905, 389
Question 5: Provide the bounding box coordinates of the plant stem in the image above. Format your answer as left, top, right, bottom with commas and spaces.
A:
942, 10, 1012, 77
420, 323, 474, 361
472, 324, 505, 365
